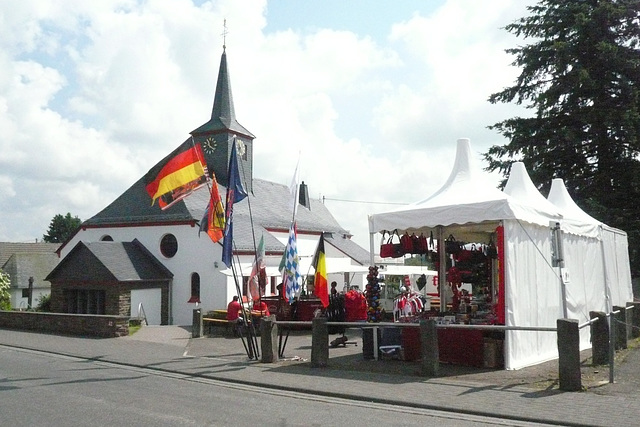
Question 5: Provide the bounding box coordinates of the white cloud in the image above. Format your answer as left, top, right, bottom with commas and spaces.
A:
0, 0, 535, 251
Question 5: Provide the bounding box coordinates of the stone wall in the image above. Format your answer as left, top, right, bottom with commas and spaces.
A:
50, 281, 169, 325
0, 310, 129, 338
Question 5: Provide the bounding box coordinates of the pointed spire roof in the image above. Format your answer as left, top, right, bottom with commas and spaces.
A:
503, 162, 562, 215
547, 178, 600, 224
414, 138, 498, 206
191, 49, 255, 137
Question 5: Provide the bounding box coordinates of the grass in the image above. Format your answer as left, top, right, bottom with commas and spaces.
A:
128, 321, 142, 335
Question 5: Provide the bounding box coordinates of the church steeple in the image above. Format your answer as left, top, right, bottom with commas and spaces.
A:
191, 49, 254, 137
191, 46, 255, 192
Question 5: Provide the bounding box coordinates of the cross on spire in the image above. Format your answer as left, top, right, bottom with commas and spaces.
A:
222, 19, 228, 50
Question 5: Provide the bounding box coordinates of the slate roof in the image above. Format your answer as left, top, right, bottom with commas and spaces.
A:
325, 234, 371, 266
84, 176, 353, 253
46, 239, 173, 283
3, 251, 60, 289
0, 242, 60, 269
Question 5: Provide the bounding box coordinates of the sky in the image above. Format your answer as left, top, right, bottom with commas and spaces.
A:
0, 0, 535, 251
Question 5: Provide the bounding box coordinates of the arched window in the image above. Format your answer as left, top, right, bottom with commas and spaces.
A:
188, 273, 200, 304
160, 234, 178, 258
100, 235, 113, 241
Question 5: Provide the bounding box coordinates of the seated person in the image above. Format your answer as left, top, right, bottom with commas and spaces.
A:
251, 298, 270, 317
226, 296, 243, 322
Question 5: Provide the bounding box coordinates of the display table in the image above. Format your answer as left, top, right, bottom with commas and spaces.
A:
400, 326, 487, 367
437, 328, 485, 367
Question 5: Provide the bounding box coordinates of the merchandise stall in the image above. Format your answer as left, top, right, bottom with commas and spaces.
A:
368, 138, 633, 370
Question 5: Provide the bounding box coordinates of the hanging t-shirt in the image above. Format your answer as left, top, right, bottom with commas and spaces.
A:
344, 290, 367, 322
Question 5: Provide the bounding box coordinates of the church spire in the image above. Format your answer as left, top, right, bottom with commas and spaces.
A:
190, 29, 255, 192
190, 48, 254, 137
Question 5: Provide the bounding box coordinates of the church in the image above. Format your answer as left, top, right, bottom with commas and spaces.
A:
46, 47, 370, 326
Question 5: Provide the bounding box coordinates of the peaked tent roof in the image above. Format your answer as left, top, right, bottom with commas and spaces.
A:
368, 138, 561, 237
503, 162, 563, 216
547, 178, 603, 238
191, 49, 254, 138
547, 178, 601, 224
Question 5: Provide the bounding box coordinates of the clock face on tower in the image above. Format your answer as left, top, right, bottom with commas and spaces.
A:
236, 139, 246, 158
203, 137, 217, 155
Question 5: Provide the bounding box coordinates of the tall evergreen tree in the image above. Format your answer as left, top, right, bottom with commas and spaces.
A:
43, 213, 82, 244
485, 0, 640, 275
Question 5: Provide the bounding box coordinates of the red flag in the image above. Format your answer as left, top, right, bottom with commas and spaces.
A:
199, 173, 225, 242
312, 234, 329, 308
145, 141, 206, 208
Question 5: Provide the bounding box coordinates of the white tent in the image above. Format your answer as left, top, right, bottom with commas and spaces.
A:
546, 178, 633, 314
368, 138, 633, 369
504, 162, 630, 364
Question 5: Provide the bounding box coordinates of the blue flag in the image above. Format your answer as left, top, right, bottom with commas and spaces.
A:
280, 222, 302, 301
221, 140, 248, 268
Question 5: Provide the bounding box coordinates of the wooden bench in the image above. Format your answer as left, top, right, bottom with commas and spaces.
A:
203, 318, 231, 336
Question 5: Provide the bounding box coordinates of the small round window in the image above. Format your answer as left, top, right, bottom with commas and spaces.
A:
160, 234, 178, 258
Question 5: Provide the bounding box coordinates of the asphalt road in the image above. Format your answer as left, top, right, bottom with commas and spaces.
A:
1, 345, 556, 427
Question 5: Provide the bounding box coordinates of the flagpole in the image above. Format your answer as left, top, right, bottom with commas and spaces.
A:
234, 135, 264, 300
289, 152, 301, 224
232, 249, 261, 360
217, 136, 256, 359
280, 154, 301, 299
230, 258, 258, 359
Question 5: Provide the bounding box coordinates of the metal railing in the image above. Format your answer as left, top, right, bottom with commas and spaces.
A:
578, 305, 636, 384
138, 302, 148, 326
274, 320, 557, 360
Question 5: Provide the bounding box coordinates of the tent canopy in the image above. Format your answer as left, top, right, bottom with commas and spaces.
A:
368, 139, 561, 241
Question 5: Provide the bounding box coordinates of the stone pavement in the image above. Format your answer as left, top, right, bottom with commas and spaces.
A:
1, 325, 639, 427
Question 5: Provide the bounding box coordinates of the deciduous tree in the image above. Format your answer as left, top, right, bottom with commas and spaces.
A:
43, 213, 82, 244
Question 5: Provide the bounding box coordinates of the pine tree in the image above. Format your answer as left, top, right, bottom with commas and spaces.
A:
485, 0, 640, 275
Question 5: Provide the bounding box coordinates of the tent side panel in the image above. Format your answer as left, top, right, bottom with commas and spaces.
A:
562, 233, 606, 351
603, 228, 633, 307
504, 220, 561, 369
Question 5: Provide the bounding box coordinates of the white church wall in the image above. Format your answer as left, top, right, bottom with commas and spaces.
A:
64, 225, 367, 325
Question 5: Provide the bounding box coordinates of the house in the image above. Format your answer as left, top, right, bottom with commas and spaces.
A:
0, 242, 60, 309
46, 240, 173, 325
49, 47, 370, 326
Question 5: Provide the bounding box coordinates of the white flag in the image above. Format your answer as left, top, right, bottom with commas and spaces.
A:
248, 234, 265, 301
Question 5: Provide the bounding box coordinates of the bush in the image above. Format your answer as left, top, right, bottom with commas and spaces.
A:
0, 270, 10, 310
35, 293, 51, 312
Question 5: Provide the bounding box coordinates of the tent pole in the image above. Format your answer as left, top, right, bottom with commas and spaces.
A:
369, 231, 375, 266
438, 226, 446, 313
553, 223, 568, 319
